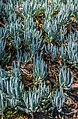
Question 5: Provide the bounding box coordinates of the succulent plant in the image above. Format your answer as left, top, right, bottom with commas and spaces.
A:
53, 88, 65, 112
30, 30, 43, 54
0, 39, 6, 55
59, 67, 74, 90
45, 43, 58, 60
33, 54, 47, 81
0, 39, 11, 66
60, 33, 78, 66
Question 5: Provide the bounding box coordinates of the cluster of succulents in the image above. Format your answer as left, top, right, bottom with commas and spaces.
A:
0, 64, 50, 114
60, 33, 78, 66
0, 0, 78, 118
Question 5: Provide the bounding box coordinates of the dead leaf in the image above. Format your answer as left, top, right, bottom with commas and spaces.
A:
24, 115, 28, 119
69, 16, 76, 22
72, 83, 78, 89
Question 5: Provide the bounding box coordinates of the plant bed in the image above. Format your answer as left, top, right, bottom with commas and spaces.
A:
0, 0, 78, 119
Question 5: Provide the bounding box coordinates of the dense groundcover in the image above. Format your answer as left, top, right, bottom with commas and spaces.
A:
0, 0, 78, 119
